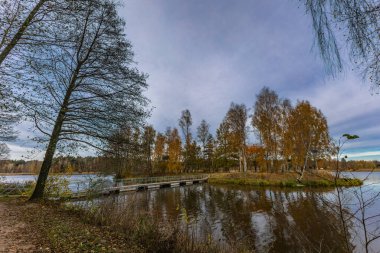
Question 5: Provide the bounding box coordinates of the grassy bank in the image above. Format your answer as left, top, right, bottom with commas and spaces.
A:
208, 171, 363, 188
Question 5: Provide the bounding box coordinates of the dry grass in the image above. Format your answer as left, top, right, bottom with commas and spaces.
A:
65, 197, 238, 253
208, 171, 362, 187
0, 197, 235, 253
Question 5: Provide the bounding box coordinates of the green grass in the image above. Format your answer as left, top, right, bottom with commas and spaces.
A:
208, 176, 363, 188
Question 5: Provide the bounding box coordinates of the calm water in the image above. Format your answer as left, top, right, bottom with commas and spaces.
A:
3, 172, 380, 252
85, 172, 380, 253
0, 174, 113, 192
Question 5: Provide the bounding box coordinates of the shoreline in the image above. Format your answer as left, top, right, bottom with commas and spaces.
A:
324, 169, 380, 172
208, 172, 363, 188
0, 171, 366, 189
0, 172, 100, 176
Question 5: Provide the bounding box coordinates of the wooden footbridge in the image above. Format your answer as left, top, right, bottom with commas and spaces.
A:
71, 175, 209, 199
111, 175, 209, 193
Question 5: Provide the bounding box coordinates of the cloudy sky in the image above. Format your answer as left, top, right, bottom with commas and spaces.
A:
8, 0, 380, 160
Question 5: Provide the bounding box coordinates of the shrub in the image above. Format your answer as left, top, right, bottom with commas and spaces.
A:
44, 176, 72, 198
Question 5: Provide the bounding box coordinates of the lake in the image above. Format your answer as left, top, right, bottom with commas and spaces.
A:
0, 174, 113, 192
2, 172, 380, 252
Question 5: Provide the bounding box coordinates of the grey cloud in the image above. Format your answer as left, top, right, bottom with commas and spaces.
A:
8, 0, 379, 160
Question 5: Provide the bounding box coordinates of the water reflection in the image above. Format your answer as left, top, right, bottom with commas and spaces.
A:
87, 185, 353, 252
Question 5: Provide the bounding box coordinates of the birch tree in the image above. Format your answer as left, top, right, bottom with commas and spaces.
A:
197, 120, 212, 157
225, 103, 248, 172
179, 109, 192, 172
142, 125, 156, 175
166, 128, 182, 173
252, 87, 282, 172
284, 101, 330, 180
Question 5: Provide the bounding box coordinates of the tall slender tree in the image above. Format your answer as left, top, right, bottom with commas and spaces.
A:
215, 119, 233, 170
252, 87, 282, 172
278, 99, 293, 171
8, 0, 148, 200
153, 132, 166, 173
179, 109, 192, 172
142, 125, 156, 175
197, 119, 212, 158
166, 128, 182, 173
225, 103, 248, 172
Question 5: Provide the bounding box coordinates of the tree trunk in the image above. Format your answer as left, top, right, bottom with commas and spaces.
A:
239, 151, 242, 172
29, 110, 65, 200
242, 147, 247, 172
297, 153, 309, 182
0, 0, 47, 66
29, 67, 78, 200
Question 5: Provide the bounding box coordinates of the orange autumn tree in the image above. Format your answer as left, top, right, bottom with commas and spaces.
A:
252, 87, 283, 172
246, 145, 266, 172
154, 133, 166, 161
166, 128, 182, 173
153, 132, 167, 174
284, 101, 330, 179
225, 103, 248, 172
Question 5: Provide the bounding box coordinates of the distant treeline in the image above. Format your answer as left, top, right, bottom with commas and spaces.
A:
0, 157, 378, 175
0, 156, 106, 174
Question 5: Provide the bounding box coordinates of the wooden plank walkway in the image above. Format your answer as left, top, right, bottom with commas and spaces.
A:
109, 177, 208, 193
71, 175, 209, 199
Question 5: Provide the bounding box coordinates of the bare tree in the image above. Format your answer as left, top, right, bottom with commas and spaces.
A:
105, 126, 135, 178
142, 125, 156, 175
0, 0, 48, 65
351, 182, 380, 253
179, 109, 192, 172
318, 134, 380, 253
196, 119, 212, 158
0, 82, 17, 165
215, 118, 234, 170
0, 142, 10, 159
7, 0, 148, 200
0, 0, 78, 67
302, 0, 380, 89
0, 83, 17, 142
320, 172, 380, 253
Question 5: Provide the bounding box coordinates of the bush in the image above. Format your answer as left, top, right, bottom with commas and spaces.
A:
44, 176, 72, 198
84, 177, 114, 197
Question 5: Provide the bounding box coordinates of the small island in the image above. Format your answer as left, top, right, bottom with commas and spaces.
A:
208, 171, 363, 188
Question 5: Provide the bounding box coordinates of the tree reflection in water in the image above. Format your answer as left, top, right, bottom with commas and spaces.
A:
97, 184, 354, 252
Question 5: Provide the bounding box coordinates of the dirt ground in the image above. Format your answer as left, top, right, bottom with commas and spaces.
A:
0, 198, 133, 253
0, 199, 48, 253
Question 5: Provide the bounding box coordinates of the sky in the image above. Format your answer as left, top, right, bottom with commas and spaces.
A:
7, 0, 380, 161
